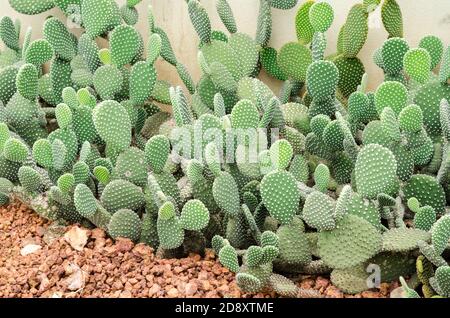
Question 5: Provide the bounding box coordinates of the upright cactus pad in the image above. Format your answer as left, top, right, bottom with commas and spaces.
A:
261, 170, 300, 225
355, 144, 398, 199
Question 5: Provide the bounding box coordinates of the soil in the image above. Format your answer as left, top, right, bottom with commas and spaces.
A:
0, 201, 396, 298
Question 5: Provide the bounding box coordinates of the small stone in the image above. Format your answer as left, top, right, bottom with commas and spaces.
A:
185, 282, 198, 296
20, 244, 41, 256
167, 287, 179, 298
64, 226, 88, 252
120, 290, 132, 298
148, 284, 161, 297
361, 290, 382, 298
115, 238, 134, 253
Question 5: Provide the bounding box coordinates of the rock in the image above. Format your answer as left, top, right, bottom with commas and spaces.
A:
185, 282, 198, 296
120, 290, 132, 298
64, 226, 88, 252
167, 287, 179, 298
64, 263, 85, 291
91, 228, 106, 240
20, 244, 41, 256
315, 276, 330, 290
148, 284, 161, 297
38, 273, 51, 292
361, 290, 382, 298
324, 286, 344, 298
115, 238, 134, 253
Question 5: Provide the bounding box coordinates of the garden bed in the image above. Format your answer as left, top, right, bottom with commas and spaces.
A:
0, 201, 396, 298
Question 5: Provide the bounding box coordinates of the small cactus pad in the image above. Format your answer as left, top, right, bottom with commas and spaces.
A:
355, 144, 398, 199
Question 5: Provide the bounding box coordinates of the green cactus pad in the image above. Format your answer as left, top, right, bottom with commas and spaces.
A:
334, 56, 365, 99
390, 145, 414, 182
78, 34, 101, 73
380, 107, 401, 142
261, 170, 300, 225
419, 35, 444, 70
16, 63, 38, 101
0, 17, 20, 51
188, 0, 211, 44
399, 104, 423, 133
277, 219, 312, 265
260, 48, 287, 82
331, 265, 372, 294
361, 121, 390, 147
108, 209, 141, 242
55, 103, 73, 130
93, 100, 131, 152
313, 164, 330, 192
295, 1, 314, 45
113, 147, 147, 187
322, 120, 345, 152
216, 0, 237, 34
93, 65, 123, 100
81, 0, 121, 38
229, 33, 259, 78
245, 246, 264, 267
269, 0, 298, 10
269, 139, 293, 171
219, 245, 239, 273
157, 201, 185, 249
381, 37, 409, 75
431, 215, 450, 255
0, 66, 19, 105
32, 139, 53, 168
414, 206, 436, 232
129, 62, 156, 105
72, 161, 90, 185
18, 166, 41, 193
50, 58, 72, 105
414, 81, 450, 136
342, 4, 368, 58
110, 25, 140, 68
306, 60, 339, 100
278, 42, 312, 82
24, 39, 54, 66
43, 17, 76, 61
145, 135, 170, 174
57, 173, 75, 193
302, 191, 335, 231
9, 0, 55, 15
101, 179, 145, 213
403, 174, 446, 215
3, 138, 28, 163
381, 0, 403, 38
355, 144, 397, 199
382, 228, 430, 252
309, 2, 334, 33
375, 81, 408, 115
180, 199, 210, 231
121, 5, 139, 25
403, 48, 431, 84
212, 172, 240, 217
318, 214, 382, 269
94, 166, 111, 186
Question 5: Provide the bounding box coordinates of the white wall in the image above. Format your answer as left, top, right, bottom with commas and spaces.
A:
2, 0, 450, 93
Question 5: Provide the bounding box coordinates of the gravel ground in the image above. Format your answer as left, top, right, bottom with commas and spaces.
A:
0, 201, 396, 298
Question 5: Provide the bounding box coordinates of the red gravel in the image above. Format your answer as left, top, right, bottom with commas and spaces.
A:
0, 201, 393, 298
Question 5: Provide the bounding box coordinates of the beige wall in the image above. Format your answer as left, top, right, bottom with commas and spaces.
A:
2, 0, 450, 93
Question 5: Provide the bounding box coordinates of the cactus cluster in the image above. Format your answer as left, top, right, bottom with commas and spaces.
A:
1, 0, 450, 298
